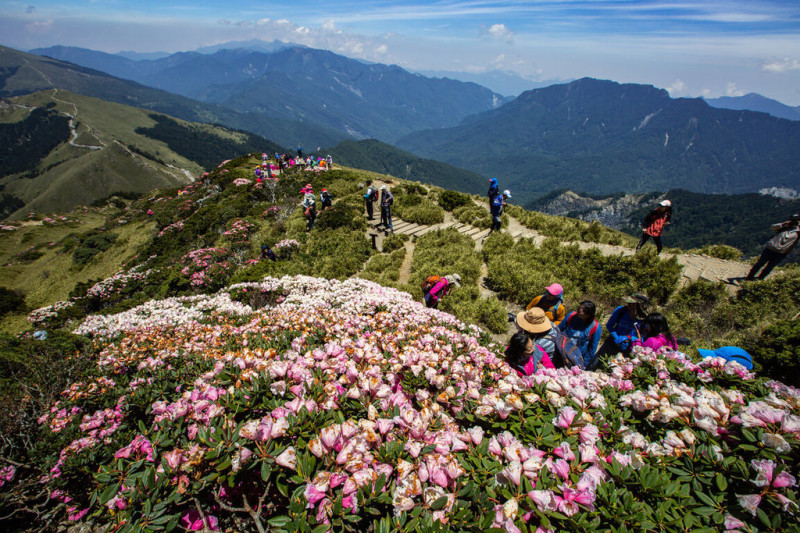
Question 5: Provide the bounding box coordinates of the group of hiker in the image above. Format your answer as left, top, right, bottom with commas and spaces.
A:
255, 151, 333, 182
299, 183, 334, 231
509, 286, 683, 375
363, 180, 394, 233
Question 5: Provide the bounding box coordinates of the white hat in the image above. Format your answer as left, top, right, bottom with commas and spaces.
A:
380, 185, 387, 191
503, 189, 512, 198
659, 200, 671, 207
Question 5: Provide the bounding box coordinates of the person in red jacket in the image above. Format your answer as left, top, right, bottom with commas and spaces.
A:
423, 274, 461, 308
636, 200, 672, 255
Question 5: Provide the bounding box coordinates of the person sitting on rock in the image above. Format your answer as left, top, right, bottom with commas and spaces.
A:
633, 312, 677, 351
596, 293, 648, 358
505, 331, 554, 376
526, 283, 566, 323
515, 307, 559, 362
558, 300, 602, 369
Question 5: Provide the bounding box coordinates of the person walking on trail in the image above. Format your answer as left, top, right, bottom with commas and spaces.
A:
320, 188, 333, 210
488, 178, 499, 204
596, 293, 649, 358
364, 180, 378, 220
633, 312, 678, 351
636, 200, 672, 254
490, 189, 510, 233
301, 188, 316, 231
746, 214, 800, 280
526, 283, 566, 323
559, 300, 602, 370
422, 274, 461, 309
379, 185, 394, 232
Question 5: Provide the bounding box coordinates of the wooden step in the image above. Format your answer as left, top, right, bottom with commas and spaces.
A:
472, 229, 491, 241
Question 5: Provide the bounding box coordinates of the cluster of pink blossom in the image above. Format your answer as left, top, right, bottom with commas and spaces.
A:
178, 247, 233, 288
0, 465, 16, 488
0, 224, 18, 231
222, 218, 254, 241
736, 459, 797, 517
274, 239, 300, 250
261, 205, 280, 218
28, 299, 76, 325
157, 220, 184, 237
36, 275, 799, 530
85, 266, 155, 299
37, 401, 83, 432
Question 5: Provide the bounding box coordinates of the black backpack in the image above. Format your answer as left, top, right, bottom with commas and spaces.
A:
545, 328, 587, 370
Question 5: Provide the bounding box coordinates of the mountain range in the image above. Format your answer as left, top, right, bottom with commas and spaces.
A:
706, 93, 800, 122
30, 44, 506, 143
397, 78, 800, 204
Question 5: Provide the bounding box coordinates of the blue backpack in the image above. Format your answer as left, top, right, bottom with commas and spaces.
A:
545, 328, 586, 370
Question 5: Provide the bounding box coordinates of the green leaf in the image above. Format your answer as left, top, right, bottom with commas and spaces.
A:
430, 496, 449, 511
267, 516, 291, 527
715, 473, 727, 492
99, 484, 119, 505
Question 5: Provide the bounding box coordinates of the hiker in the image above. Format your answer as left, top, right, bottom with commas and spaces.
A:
297, 145, 303, 159
379, 185, 394, 232
364, 180, 378, 220
262, 153, 268, 163
636, 200, 672, 254
488, 178, 499, 204
301, 188, 316, 231
326, 155, 333, 168
423, 274, 461, 309
526, 283, 566, 323
515, 307, 559, 362
505, 331, 554, 377
634, 312, 677, 351
254, 167, 262, 181
746, 214, 800, 280
559, 300, 602, 369
596, 293, 649, 358
260, 244, 277, 262
320, 188, 333, 209
490, 189, 510, 233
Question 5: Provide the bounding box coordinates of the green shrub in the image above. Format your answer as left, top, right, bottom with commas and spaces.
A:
453, 204, 491, 229
359, 248, 406, 286
691, 244, 743, 261
314, 202, 366, 232
72, 232, 118, 267
409, 228, 481, 297
506, 205, 636, 247
393, 194, 445, 225
305, 230, 372, 280
381, 233, 409, 253
438, 190, 473, 211
486, 237, 682, 312
0, 287, 25, 318
744, 319, 800, 386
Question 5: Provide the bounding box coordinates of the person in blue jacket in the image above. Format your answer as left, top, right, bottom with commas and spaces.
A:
596, 293, 649, 358
487, 178, 499, 204
490, 189, 510, 232
559, 300, 602, 370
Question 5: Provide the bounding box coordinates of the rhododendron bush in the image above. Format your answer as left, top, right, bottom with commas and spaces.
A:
24, 276, 800, 531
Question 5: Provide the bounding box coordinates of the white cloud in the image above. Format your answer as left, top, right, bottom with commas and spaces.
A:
321, 19, 336, 32
726, 82, 744, 97
25, 19, 52, 34
762, 57, 800, 73
375, 44, 388, 56
256, 18, 271, 26
295, 26, 310, 35
666, 79, 686, 97
700, 88, 711, 98
483, 23, 514, 42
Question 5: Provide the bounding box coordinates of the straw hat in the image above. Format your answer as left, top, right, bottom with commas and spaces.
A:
516, 307, 552, 334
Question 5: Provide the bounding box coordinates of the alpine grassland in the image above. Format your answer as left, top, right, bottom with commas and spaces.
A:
0, 154, 799, 533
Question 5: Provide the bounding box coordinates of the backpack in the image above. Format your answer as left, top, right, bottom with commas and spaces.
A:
545, 328, 586, 370
421, 275, 443, 294
566, 312, 599, 340
364, 187, 378, 202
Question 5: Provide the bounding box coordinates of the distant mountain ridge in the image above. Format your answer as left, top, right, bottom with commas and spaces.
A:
30, 44, 508, 142
398, 78, 800, 205
705, 93, 800, 122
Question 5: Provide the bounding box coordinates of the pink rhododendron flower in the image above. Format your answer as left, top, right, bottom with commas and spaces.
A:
275, 447, 296, 470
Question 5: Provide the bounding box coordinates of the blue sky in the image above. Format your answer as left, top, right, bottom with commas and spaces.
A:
2, 1, 800, 105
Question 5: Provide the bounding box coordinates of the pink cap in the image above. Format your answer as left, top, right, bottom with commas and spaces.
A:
545, 283, 563, 296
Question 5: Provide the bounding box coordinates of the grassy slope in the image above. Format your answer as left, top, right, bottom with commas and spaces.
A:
0, 211, 154, 333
